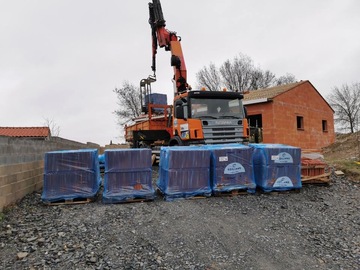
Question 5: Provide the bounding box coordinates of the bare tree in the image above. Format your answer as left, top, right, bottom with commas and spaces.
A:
250, 68, 276, 90
196, 62, 222, 91
196, 53, 296, 92
43, 118, 60, 137
220, 53, 254, 92
113, 81, 142, 125
275, 73, 297, 86
327, 82, 360, 133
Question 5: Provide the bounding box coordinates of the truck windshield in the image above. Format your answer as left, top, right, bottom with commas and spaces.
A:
190, 98, 244, 119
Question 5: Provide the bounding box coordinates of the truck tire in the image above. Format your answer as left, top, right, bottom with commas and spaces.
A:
169, 136, 183, 146
132, 140, 139, 148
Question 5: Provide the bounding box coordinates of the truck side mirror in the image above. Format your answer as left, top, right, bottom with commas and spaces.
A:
175, 100, 184, 119
175, 100, 187, 119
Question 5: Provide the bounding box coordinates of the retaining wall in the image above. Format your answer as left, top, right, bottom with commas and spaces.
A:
0, 136, 99, 211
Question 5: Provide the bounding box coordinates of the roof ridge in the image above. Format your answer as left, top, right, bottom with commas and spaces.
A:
0, 126, 49, 129
256, 80, 306, 92
243, 81, 307, 101
0, 126, 50, 138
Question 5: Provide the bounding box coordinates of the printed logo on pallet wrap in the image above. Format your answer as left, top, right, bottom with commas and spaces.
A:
271, 152, 294, 164
273, 176, 293, 187
224, 163, 245, 174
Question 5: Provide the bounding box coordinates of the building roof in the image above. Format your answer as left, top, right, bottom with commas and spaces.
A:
243, 81, 306, 103
0, 127, 51, 138
242, 80, 334, 112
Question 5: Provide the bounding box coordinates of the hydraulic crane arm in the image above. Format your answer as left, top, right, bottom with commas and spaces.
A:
148, 0, 189, 93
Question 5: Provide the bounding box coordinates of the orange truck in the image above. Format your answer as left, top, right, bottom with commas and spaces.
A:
124, 0, 249, 156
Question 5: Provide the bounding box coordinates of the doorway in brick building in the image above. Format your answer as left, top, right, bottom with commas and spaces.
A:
248, 114, 263, 143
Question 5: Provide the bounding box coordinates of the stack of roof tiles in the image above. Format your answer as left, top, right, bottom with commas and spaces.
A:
41, 149, 101, 202
205, 144, 256, 194
157, 146, 212, 201
250, 144, 302, 192
102, 149, 155, 203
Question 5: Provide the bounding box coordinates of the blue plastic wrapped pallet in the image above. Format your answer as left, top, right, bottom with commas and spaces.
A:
41, 149, 101, 202
98, 153, 105, 171
102, 149, 155, 203
204, 144, 256, 194
250, 144, 302, 192
157, 146, 212, 201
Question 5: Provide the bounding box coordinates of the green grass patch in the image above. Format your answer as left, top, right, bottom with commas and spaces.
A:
325, 158, 360, 182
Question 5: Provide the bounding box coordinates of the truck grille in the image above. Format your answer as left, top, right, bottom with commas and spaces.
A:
202, 120, 245, 144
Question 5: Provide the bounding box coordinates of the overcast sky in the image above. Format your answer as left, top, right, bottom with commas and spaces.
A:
1, 0, 359, 146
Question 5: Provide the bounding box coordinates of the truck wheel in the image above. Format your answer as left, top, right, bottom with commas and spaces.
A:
138, 142, 147, 148
169, 136, 183, 146
132, 140, 139, 148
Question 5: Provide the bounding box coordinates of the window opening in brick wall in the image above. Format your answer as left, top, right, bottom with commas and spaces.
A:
248, 114, 263, 143
322, 120, 328, 132
297, 116, 304, 130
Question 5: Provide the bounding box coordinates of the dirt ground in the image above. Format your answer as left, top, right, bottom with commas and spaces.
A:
0, 170, 359, 270
323, 132, 360, 161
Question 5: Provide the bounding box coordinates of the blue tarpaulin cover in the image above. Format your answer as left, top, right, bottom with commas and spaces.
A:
249, 144, 302, 192
98, 154, 105, 170
204, 144, 256, 193
157, 146, 212, 201
41, 149, 101, 202
102, 149, 155, 203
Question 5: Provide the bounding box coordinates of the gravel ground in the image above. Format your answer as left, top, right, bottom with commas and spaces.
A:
0, 169, 359, 270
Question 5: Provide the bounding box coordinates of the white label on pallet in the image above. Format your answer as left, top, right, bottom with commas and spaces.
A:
273, 152, 294, 164
224, 162, 245, 174
219, 156, 228, 162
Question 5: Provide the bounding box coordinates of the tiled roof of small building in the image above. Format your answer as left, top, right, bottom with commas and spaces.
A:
0, 127, 51, 138
243, 81, 306, 101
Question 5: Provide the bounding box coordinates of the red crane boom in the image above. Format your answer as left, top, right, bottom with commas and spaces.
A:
148, 0, 189, 93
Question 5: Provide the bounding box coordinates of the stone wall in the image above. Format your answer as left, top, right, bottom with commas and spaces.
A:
0, 136, 99, 211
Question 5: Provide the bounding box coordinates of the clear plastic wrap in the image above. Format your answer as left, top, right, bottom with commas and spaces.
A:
41, 149, 101, 202
44, 149, 99, 173
157, 146, 212, 201
204, 144, 256, 193
250, 144, 302, 192
102, 149, 155, 203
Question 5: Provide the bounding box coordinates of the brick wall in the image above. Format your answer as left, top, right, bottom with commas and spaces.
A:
0, 160, 44, 209
273, 83, 335, 149
0, 136, 98, 211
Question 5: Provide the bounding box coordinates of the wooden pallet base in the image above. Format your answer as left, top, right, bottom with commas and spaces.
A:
111, 198, 154, 204
186, 195, 209, 200
302, 172, 331, 185
162, 193, 211, 201
213, 189, 249, 197
43, 197, 95, 206
156, 187, 211, 201
263, 189, 301, 195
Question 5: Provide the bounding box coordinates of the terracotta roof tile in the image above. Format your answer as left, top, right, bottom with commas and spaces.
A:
243, 81, 306, 101
0, 127, 51, 138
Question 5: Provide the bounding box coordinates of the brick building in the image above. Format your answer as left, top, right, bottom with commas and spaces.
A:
243, 80, 335, 151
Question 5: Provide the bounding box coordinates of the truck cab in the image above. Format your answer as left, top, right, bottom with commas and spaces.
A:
171, 90, 248, 146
